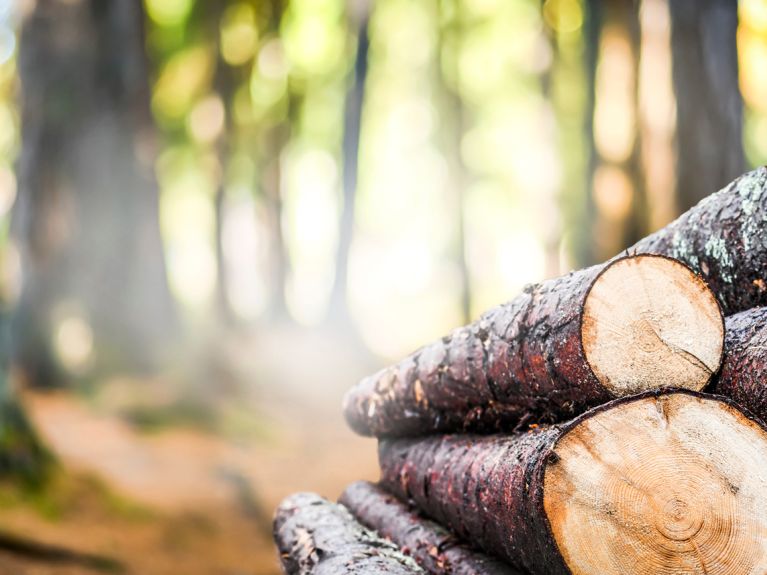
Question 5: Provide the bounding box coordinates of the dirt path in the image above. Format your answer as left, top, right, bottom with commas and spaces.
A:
3, 325, 382, 574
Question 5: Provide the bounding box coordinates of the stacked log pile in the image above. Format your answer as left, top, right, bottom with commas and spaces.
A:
274, 166, 767, 575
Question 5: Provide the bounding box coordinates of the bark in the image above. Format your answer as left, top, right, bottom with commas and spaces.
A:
668, 0, 744, 213
339, 481, 519, 575
344, 262, 602, 437
343, 254, 722, 437
714, 306, 767, 422
273, 492, 423, 575
378, 391, 767, 575
379, 427, 562, 574
15, 0, 177, 385
630, 166, 767, 315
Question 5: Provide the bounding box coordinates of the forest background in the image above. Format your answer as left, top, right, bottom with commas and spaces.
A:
0, 0, 762, 573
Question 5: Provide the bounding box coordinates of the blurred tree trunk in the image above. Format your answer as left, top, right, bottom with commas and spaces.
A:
577, 0, 601, 267
444, 100, 471, 325
15, 0, 177, 386
259, 0, 291, 322
614, 0, 647, 250
210, 3, 237, 328
437, 1, 471, 324
263, 127, 290, 321
213, 171, 234, 326
327, 1, 370, 326
668, 0, 744, 212
588, 0, 646, 262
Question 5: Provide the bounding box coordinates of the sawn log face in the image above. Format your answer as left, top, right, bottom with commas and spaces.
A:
378, 391, 767, 575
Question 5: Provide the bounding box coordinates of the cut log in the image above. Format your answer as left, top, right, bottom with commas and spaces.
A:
715, 306, 767, 421
344, 254, 723, 436
273, 492, 423, 574
631, 165, 767, 315
378, 390, 767, 575
339, 481, 519, 575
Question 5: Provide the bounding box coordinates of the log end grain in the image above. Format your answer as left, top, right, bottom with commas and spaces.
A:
544, 392, 767, 575
581, 254, 724, 396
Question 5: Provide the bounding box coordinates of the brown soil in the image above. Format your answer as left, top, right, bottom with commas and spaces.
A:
1, 325, 381, 575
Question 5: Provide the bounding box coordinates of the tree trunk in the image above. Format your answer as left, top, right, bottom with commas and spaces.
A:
668, 0, 744, 213
262, 125, 291, 321
339, 481, 519, 575
15, 0, 177, 385
612, 0, 647, 251
436, 0, 472, 324
274, 492, 424, 575
260, 0, 291, 322
574, 0, 601, 267
631, 166, 767, 315
210, 2, 238, 327
379, 391, 767, 575
327, 1, 370, 326
588, 0, 647, 261
343, 254, 722, 437
715, 306, 767, 423
213, 180, 235, 326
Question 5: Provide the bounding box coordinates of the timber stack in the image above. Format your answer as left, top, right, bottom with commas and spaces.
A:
274, 167, 767, 575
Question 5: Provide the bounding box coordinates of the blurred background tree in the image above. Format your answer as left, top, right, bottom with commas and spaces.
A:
7, 0, 765, 380
0, 0, 763, 468
0, 0, 761, 570
15, 0, 177, 390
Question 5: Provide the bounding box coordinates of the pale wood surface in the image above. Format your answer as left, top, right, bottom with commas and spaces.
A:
582, 255, 723, 395
545, 393, 767, 574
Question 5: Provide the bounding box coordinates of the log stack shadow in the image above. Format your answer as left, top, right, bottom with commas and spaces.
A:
274, 167, 767, 575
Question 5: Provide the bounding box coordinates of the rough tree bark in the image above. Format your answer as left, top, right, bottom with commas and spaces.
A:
343, 254, 723, 436
273, 492, 423, 574
16, 0, 177, 385
339, 481, 519, 575
630, 166, 767, 315
668, 0, 744, 213
714, 306, 767, 422
379, 391, 767, 575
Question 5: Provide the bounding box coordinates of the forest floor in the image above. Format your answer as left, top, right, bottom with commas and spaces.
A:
0, 324, 381, 574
